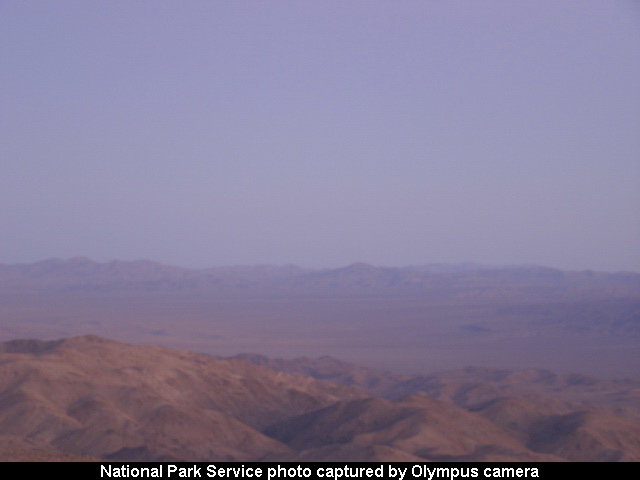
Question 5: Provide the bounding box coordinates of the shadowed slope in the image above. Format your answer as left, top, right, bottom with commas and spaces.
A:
0, 335, 362, 461
264, 395, 563, 462
2, 336, 640, 462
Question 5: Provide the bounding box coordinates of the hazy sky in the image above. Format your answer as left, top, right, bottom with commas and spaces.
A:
2, 1, 639, 271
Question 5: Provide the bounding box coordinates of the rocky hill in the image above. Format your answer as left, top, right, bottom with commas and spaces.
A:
1, 336, 640, 462
0, 335, 361, 461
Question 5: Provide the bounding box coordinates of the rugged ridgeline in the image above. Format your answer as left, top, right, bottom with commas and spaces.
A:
236, 354, 640, 461
0, 258, 638, 393
1, 336, 640, 462
232, 354, 640, 418
1, 259, 638, 345
1, 257, 639, 298
0, 336, 362, 462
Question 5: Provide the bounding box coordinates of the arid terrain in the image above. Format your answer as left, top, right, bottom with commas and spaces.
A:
0, 335, 639, 462
0, 258, 639, 461
1, 258, 638, 378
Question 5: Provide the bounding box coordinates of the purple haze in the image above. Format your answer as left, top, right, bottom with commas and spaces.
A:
1, 1, 639, 272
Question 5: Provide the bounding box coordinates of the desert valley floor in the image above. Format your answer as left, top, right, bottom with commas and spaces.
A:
0, 259, 638, 461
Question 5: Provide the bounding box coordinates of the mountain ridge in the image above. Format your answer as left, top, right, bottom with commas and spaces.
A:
1, 258, 638, 294
1, 335, 640, 462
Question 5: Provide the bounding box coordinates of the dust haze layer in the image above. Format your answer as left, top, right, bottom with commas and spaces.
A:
3, 1, 640, 273
0, 258, 638, 380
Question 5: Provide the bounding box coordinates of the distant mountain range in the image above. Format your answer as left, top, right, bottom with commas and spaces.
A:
1, 258, 638, 382
1, 336, 640, 462
1, 257, 638, 295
